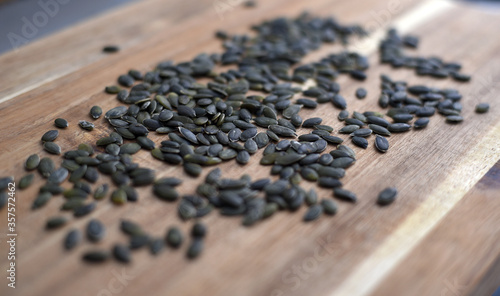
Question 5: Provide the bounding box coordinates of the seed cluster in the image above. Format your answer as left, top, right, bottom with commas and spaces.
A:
0, 12, 490, 265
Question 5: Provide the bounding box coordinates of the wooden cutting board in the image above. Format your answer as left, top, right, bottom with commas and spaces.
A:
0, 0, 499, 295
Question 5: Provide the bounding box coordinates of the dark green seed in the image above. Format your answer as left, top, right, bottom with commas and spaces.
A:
367, 116, 390, 127
355, 87, 367, 99
129, 234, 149, 250
120, 143, 141, 155
0, 192, 6, 209
191, 222, 207, 238
48, 168, 69, 184
301, 167, 319, 181
54, 118, 68, 128
331, 94, 347, 109
304, 204, 323, 221
60, 198, 85, 211
69, 165, 87, 183
305, 189, 318, 205
275, 153, 306, 165
82, 250, 109, 263
166, 227, 183, 248
150, 238, 164, 255
475, 103, 489, 114
103, 45, 120, 53
154, 184, 179, 201
392, 113, 414, 123
446, 115, 463, 123
87, 219, 106, 242
111, 188, 127, 205
269, 124, 297, 137
64, 229, 81, 250
46, 216, 68, 229
377, 187, 398, 206
340, 125, 360, 134
333, 188, 357, 203
187, 239, 203, 259
79, 120, 94, 131
345, 118, 364, 127
302, 117, 322, 128
121, 220, 144, 236
317, 166, 345, 179
90, 106, 103, 119
78, 143, 94, 155
351, 128, 372, 137
318, 177, 342, 188
25, 154, 40, 171
331, 157, 355, 168
73, 202, 96, 217
337, 145, 356, 159
41, 130, 59, 142
39, 183, 64, 195
321, 199, 338, 215
113, 244, 131, 263
184, 162, 202, 177
19, 174, 34, 189
414, 118, 429, 129
352, 136, 368, 149
136, 136, 155, 150
32, 192, 52, 209
105, 85, 122, 94
178, 202, 197, 220
368, 124, 391, 136
387, 123, 411, 132
375, 135, 389, 153
43, 142, 61, 155
338, 110, 349, 121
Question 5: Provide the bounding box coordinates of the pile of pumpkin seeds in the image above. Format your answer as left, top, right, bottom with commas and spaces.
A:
0, 13, 491, 265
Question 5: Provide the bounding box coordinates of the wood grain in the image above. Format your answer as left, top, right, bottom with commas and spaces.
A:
0, 0, 499, 296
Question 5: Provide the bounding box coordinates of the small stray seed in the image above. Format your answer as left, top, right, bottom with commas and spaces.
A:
377, 187, 398, 206
64, 229, 81, 250
90, 106, 103, 119
475, 103, 489, 114
54, 118, 68, 128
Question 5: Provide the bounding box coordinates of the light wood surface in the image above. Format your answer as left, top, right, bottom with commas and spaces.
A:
0, 0, 499, 295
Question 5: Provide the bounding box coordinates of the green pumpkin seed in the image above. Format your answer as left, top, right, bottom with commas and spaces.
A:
43, 142, 61, 155
46, 216, 68, 229
377, 187, 398, 206
25, 154, 40, 171
19, 174, 34, 189
54, 118, 68, 128
90, 106, 103, 119
321, 199, 338, 215
41, 130, 58, 142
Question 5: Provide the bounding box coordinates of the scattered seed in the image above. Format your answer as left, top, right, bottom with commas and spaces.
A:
377, 187, 398, 206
